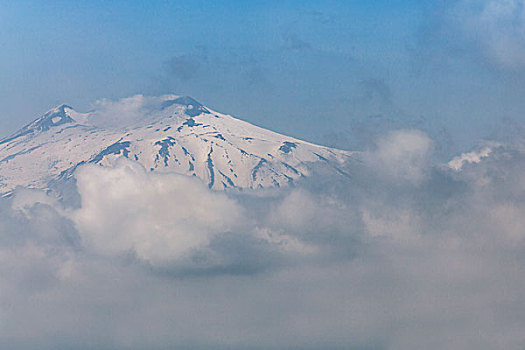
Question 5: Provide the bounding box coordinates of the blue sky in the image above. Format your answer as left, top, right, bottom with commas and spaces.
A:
1, 0, 525, 157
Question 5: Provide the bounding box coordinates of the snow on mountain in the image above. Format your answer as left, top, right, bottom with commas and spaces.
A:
0, 95, 353, 195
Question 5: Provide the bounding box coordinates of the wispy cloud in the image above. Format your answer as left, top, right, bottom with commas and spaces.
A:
419, 0, 525, 71
280, 29, 312, 51
455, 0, 525, 69
358, 78, 393, 107
166, 54, 202, 81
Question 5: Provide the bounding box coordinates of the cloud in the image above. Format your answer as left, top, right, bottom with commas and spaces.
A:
455, 0, 525, 69
166, 54, 202, 81
2, 131, 525, 348
280, 29, 312, 51
448, 144, 495, 170
73, 159, 244, 267
365, 129, 434, 184
88, 94, 181, 129
159, 48, 271, 96
71, 159, 313, 274
89, 94, 151, 128
359, 79, 393, 107
421, 0, 525, 71
305, 10, 335, 24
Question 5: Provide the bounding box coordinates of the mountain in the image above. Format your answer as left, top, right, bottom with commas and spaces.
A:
0, 95, 353, 196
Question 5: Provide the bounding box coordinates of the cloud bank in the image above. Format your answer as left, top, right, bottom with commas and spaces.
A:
1, 130, 525, 349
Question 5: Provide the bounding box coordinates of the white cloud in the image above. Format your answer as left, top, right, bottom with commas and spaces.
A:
448, 145, 494, 170
89, 94, 180, 128
365, 129, 433, 184
73, 159, 243, 266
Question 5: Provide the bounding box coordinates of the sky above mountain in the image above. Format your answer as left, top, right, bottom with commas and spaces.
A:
2, 0, 525, 158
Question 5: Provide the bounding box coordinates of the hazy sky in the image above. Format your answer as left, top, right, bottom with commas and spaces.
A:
2, 0, 524, 157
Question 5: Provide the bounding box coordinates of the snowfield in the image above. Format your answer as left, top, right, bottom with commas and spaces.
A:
0, 95, 353, 195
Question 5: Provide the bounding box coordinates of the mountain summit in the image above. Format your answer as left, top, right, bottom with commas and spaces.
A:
0, 95, 352, 195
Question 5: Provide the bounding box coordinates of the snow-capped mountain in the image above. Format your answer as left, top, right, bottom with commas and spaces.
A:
0, 95, 352, 195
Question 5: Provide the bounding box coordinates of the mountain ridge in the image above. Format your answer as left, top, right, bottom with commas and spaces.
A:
0, 95, 353, 196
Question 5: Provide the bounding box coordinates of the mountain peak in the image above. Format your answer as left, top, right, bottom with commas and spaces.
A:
52, 103, 74, 111
0, 104, 79, 146
159, 95, 210, 117
27, 104, 77, 132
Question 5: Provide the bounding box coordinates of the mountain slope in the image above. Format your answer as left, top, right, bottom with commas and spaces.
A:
0, 95, 353, 195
